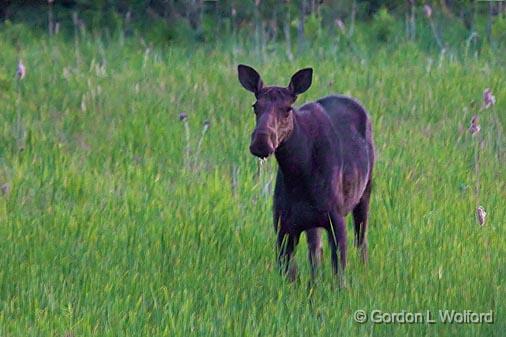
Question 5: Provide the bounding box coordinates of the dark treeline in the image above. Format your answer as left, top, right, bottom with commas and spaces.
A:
1, 1, 505, 45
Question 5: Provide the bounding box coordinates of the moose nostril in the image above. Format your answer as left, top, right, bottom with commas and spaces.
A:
250, 140, 274, 158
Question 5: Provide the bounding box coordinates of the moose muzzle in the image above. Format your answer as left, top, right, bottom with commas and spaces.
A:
250, 130, 276, 158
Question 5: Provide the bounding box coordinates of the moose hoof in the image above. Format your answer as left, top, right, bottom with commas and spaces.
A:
287, 263, 298, 283
359, 243, 369, 265
339, 275, 347, 289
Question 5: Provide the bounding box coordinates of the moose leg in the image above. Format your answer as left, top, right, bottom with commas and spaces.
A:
327, 212, 347, 288
306, 228, 322, 279
276, 231, 299, 282
353, 179, 372, 264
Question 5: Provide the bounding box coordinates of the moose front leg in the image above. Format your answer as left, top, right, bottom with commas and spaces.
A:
276, 231, 299, 282
306, 228, 322, 280
327, 211, 347, 288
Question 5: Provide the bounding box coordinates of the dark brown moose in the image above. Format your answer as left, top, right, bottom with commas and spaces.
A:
238, 65, 375, 285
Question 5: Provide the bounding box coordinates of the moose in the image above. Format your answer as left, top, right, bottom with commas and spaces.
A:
237, 65, 375, 285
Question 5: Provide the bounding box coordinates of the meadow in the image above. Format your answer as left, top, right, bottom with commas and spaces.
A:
0, 25, 505, 336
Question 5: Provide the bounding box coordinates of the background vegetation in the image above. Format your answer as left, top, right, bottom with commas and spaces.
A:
0, 1, 505, 336
2, 0, 506, 46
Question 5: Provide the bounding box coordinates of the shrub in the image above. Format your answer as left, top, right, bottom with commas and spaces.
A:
492, 15, 506, 46
371, 7, 395, 42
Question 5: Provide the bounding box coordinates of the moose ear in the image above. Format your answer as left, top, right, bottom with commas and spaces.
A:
288, 68, 313, 95
238, 64, 263, 95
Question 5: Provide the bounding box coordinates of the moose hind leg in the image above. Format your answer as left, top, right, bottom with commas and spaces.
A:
353, 179, 371, 264
327, 212, 347, 288
306, 228, 323, 279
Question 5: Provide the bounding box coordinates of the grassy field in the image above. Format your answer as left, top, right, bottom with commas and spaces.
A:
0, 29, 505, 336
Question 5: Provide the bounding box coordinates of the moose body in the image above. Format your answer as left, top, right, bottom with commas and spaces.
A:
238, 65, 374, 284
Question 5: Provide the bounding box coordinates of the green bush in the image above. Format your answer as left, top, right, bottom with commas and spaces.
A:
0, 20, 34, 47
305, 14, 322, 42
144, 17, 194, 44
492, 15, 506, 46
371, 7, 395, 42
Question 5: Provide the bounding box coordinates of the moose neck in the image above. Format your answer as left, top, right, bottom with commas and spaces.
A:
274, 112, 310, 177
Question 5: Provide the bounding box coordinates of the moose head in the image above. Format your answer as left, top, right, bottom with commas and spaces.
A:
237, 64, 313, 158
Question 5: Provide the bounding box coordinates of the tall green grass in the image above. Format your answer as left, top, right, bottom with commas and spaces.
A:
0, 29, 504, 336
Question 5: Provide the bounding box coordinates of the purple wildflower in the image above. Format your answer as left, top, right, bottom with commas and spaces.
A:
469, 115, 480, 135
16, 60, 26, 80
335, 19, 345, 33
179, 112, 188, 122
483, 88, 496, 109
1, 183, 10, 195
476, 206, 487, 226
424, 4, 432, 18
